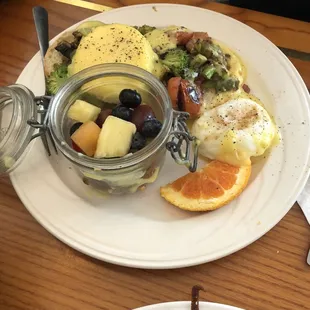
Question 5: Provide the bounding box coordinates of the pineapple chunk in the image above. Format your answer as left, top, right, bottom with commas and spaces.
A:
71, 121, 101, 156
67, 99, 101, 123
95, 116, 136, 158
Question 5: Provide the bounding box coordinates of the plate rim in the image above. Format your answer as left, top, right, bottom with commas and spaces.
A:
11, 3, 310, 269
134, 301, 244, 310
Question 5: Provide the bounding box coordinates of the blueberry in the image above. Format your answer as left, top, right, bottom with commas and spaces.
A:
119, 89, 142, 109
70, 122, 83, 136
111, 104, 132, 121
130, 132, 146, 151
141, 119, 162, 138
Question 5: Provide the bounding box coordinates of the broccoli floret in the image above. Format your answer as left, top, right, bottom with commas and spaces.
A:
162, 49, 189, 77
135, 25, 156, 35
46, 64, 68, 95
190, 54, 207, 70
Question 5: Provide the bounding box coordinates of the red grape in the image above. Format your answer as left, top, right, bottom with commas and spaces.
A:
72, 141, 83, 153
131, 105, 155, 132
96, 109, 112, 127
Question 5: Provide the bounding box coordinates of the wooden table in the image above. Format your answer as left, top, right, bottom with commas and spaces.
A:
0, 1, 309, 309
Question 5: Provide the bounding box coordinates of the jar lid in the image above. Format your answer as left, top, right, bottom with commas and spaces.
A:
0, 85, 37, 174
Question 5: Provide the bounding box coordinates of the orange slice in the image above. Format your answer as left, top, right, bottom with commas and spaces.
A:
160, 160, 251, 211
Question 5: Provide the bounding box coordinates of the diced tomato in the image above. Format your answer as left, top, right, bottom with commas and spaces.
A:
179, 80, 201, 118
186, 32, 209, 52
175, 31, 194, 45
167, 77, 182, 110
191, 32, 209, 41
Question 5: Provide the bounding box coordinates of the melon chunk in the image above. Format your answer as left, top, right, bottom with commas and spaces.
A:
95, 116, 136, 158
71, 121, 101, 156
68, 99, 101, 123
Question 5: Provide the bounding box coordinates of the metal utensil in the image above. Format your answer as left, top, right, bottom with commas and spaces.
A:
297, 190, 310, 265
297, 195, 310, 225
33, 6, 49, 62
32, 6, 57, 155
297, 89, 310, 266
297, 191, 310, 265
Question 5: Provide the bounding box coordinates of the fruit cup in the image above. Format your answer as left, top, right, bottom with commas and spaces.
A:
0, 64, 198, 194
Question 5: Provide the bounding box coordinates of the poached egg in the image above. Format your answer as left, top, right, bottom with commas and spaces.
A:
192, 98, 277, 166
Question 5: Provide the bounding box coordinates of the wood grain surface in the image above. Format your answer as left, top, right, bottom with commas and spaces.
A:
0, 1, 310, 309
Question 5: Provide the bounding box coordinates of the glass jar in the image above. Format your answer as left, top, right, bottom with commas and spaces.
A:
0, 64, 198, 194
0, 85, 37, 173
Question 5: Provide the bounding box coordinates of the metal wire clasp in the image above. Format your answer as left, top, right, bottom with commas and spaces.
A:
27, 95, 57, 156
166, 111, 199, 172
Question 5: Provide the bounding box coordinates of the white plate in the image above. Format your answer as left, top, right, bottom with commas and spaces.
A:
134, 301, 243, 310
11, 4, 310, 269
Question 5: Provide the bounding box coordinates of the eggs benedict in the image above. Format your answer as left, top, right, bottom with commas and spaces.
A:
68, 24, 164, 78
43, 22, 165, 95
192, 98, 277, 166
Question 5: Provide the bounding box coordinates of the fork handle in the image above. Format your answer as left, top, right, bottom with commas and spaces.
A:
33, 6, 49, 60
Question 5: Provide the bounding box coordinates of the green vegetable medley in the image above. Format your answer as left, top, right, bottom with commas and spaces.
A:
159, 33, 239, 93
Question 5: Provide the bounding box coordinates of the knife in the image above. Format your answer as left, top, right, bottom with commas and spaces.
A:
297, 187, 310, 266
297, 192, 310, 226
